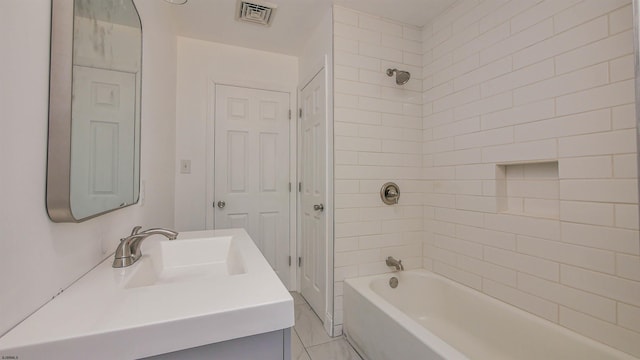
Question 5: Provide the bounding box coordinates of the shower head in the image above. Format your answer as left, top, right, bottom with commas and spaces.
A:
386, 68, 411, 85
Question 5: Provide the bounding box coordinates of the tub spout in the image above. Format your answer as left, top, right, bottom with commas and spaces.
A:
386, 256, 404, 271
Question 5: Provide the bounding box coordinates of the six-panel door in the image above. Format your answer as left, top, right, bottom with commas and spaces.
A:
214, 85, 290, 288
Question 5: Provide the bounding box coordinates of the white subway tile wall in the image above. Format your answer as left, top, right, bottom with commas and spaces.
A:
333, 6, 425, 337
422, 0, 639, 357
332, 0, 640, 357
332, 1, 639, 356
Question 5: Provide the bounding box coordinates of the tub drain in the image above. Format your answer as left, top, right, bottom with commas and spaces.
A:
389, 276, 398, 288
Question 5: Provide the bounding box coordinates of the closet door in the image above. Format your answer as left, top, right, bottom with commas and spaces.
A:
214, 84, 290, 288
299, 69, 327, 319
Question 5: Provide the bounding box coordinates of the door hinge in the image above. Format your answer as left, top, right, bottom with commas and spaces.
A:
289, 182, 291, 192
289, 256, 292, 266
298, 256, 302, 267
288, 109, 292, 120
298, 182, 302, 192
299, 108, 302, 118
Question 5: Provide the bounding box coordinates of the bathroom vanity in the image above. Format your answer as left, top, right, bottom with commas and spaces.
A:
0, 229, 293, 359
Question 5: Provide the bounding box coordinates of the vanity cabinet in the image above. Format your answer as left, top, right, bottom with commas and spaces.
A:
143, 329, 291, 360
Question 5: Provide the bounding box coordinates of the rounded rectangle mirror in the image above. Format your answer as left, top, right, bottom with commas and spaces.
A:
47, 0, 142, 222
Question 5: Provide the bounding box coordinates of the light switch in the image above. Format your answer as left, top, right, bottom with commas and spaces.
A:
180, 159, 191, 174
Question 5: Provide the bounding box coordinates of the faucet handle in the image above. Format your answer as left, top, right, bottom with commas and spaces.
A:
130, 226, 142, 236
117, 237, 133, 257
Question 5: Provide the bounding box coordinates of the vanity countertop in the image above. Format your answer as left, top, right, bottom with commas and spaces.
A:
0, 229, 293, 359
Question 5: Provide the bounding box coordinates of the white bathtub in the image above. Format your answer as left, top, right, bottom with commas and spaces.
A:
344, 270, 637, 360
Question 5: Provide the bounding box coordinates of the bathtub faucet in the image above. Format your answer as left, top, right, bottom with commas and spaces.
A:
386, 256, 404, 271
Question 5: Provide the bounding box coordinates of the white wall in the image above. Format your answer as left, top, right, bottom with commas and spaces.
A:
174, 38, 298, 231
332, 6, 424, 335
422, 0, 640, 356
299, 6, 333, 86
0, 0, 176, 335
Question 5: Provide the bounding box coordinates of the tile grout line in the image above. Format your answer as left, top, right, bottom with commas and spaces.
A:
293, 327, 313, 360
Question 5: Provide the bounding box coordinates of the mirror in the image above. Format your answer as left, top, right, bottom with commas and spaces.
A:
47, 0, 142, 222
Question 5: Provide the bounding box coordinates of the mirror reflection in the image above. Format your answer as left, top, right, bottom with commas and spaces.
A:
47, 0, 142, 222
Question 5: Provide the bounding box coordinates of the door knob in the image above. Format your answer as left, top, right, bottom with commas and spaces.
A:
217, 200, 226, 209
313, 204, 324, 211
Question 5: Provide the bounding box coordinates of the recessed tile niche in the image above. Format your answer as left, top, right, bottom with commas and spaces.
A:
496, 161, 559, 219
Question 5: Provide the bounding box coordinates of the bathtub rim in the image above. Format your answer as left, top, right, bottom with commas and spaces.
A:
344, 270, 468, 360
344, 269, 638, 360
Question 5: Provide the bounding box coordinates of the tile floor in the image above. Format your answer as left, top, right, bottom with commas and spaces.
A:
290, 292, 363, 360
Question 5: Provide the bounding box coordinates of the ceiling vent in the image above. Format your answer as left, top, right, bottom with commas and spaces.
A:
236, 0, 277, 26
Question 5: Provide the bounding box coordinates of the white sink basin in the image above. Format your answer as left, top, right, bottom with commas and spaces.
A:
0, 229, 293, 360
125, 236, 245, 288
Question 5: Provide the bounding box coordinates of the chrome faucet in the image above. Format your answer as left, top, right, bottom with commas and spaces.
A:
112, 226, 179, 268
386, 256, 404, 271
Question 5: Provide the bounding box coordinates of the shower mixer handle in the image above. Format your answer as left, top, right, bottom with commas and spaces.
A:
386, 187, 398, 198
381, 182, 400, 205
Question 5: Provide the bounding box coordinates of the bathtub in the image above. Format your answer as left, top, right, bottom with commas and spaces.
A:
344, 270, 637, 360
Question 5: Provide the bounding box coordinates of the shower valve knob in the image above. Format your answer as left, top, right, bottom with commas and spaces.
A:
381, 182, 400, 205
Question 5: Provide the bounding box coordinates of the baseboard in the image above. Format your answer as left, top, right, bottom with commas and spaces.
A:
324, 311, 334, 337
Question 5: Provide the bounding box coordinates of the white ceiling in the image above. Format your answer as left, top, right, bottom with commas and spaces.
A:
164, 0, 456, 56
333, 0, 455, 27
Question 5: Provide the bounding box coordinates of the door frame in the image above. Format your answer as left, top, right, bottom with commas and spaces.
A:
205, 79, 298, 290
297, 55, 335, 336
